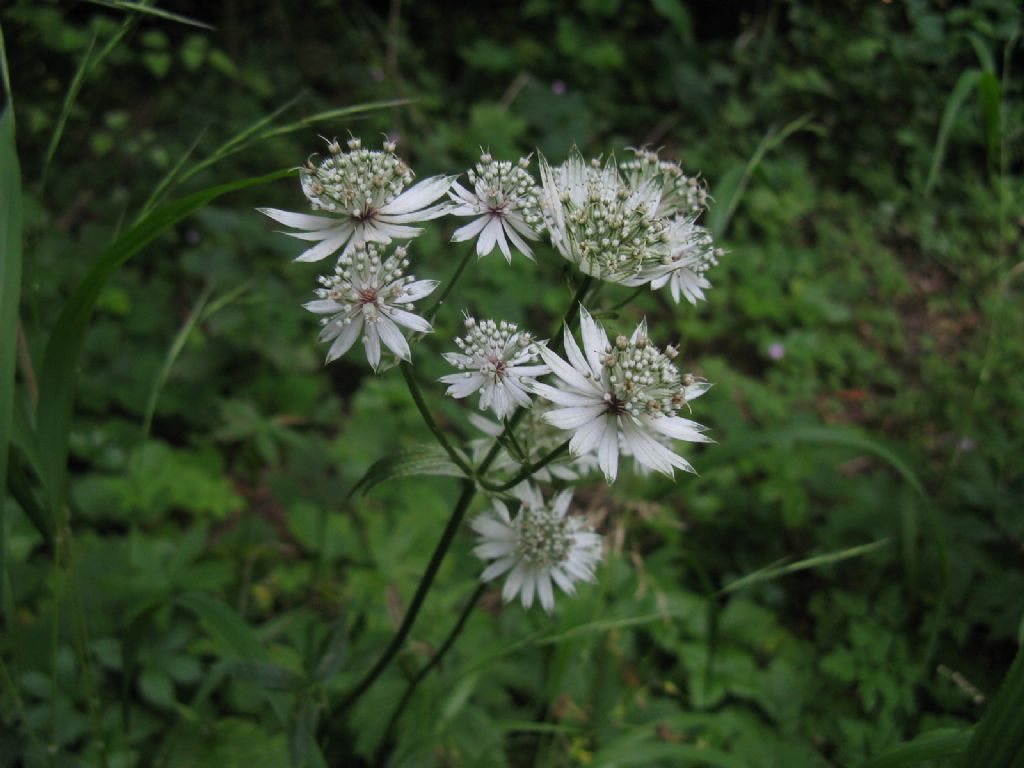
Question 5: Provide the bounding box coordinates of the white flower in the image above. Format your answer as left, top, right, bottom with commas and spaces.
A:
619, 147, 709, 218
259, 137, 454, 263
641, 217, 724, 305
538, 149, 669, 285
449, 153, 545, 262
529, 307, 712, 483
471, 484, 602, 613
304, 242, 436, 370
439, 315, 548, 420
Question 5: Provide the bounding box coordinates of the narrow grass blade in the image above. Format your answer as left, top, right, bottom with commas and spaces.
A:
137, 125, 209, 218
171, 99, 406, 194
976, 70, 1002, 175
707, 112, 814, 238
83, 0, 216, 30
41, 14, 138, 184
961, 645, 1024, 768
719, 538, 890, 596
0, 105, 22, 539
924, 69, 981, 196
34, 169, 292, 520
856, 728, 971, 767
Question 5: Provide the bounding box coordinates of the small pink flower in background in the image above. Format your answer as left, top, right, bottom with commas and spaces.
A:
768, 342, 785, 361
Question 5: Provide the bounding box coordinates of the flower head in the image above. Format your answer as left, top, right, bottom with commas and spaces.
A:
529, 307, 712, 483
471, 484, 602, 613
619, 147, 709, 218
439, 315, 548, 420
259, 137, 454, 263
642, 217, 723, 305
304, 242, 436, 370
450, 153, 545, 261
538, 150, 669, 285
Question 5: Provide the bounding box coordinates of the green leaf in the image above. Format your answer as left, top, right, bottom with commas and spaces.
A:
349, 444, 468, 497
83, 0, 216, 31
287, 698, 323, 768
856, 728, 971, 767
594, 731, 746, 768
961, 645, 1024, 768
924, 69, 981, 196
719, 538, 890, 595
976, 70, 1002, 175
229, 662, 307, 693
311, 617, 349, 682
0, 106, 21, 514
34, 169, 291, 520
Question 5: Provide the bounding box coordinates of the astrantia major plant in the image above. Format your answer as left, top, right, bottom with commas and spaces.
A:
259, 135, 723, 743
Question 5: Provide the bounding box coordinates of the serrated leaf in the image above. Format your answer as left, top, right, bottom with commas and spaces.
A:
349, 443, 468, 497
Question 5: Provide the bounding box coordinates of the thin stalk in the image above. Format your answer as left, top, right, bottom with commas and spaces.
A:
374, 582, 486, 761
330, 481, 477, 719
425, 243, 477, 325
400, 362, 473, 476
477, 440, 570, 493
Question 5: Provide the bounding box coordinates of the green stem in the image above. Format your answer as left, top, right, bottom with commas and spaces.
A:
329, 482, 477, 718
477, 440, 570, 493
374, 582, 486, 762
400, 361, 474, 476
425, 243, 477, 324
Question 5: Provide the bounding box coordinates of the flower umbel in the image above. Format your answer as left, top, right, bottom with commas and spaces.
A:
449, 152, 545, 261
304, 242, 436, 370
619, 147, 709, 218
538, 150, 669, 285
530, 306, 712, 483
471, 484, 602, 613
439, 315, 548, 420
259, 137, 454, 263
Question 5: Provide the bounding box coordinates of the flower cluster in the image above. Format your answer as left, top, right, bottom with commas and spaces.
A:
530, 307, 711, 483
440, 315, 548, 420
305, 243, 435, 369
262, 137, 723, 613
472, 485, 602, 613
449, 152, 545, 261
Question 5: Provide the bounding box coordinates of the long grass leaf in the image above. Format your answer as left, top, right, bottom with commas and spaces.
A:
856, 728, 971, 767
0, 106, 23, 599
137, 125, 209, 218
719, 539, 890, 595
961, 645, 1024, 768
172, 99, 407, 195
976, 71, 1002, 175
84, 0, 216, 31
707, 112, 814, 238
924, 69, 981, 196
34, 169, 292, 519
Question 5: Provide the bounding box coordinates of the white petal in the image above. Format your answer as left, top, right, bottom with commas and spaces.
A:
258, 208, 340, 231
442, 372, 484, 399
304, 299, 344, 314
368, 221, 423, 241
503, 563, 527, 603
384, 306, 432, 333
649, 415, 712, 443
569, 413, 608, 456
325, 317, 363, 363
537, 574, 555, 613
363, 323, 381, 370
536, 343, 596, 394
393, 279, 439, 304
495, 223, 512, 263
544, 405, 607, 430
451, 215, 489, 243
598, 418, 619, 483
481, 556, 518, 582
502, 223, 535, 260
380, 175, 455, 215
520, 569, 536, 608
376, 315, 411, 361
578, 306, 609, 377
477, 217, 503, 257
295, 230, 351, 262
529, 382, 602, 408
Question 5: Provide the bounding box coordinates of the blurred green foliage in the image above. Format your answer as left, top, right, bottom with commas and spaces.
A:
1, 0, 1023, 766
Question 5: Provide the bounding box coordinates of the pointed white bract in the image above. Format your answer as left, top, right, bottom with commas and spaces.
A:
439, 315, 548, 420
305, 242, 436, 371
529, 306, 712, 483
259, 137, 454, 263
449, 153, 545, 262
619, 147, 709, 218
471, 484, 602, 613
